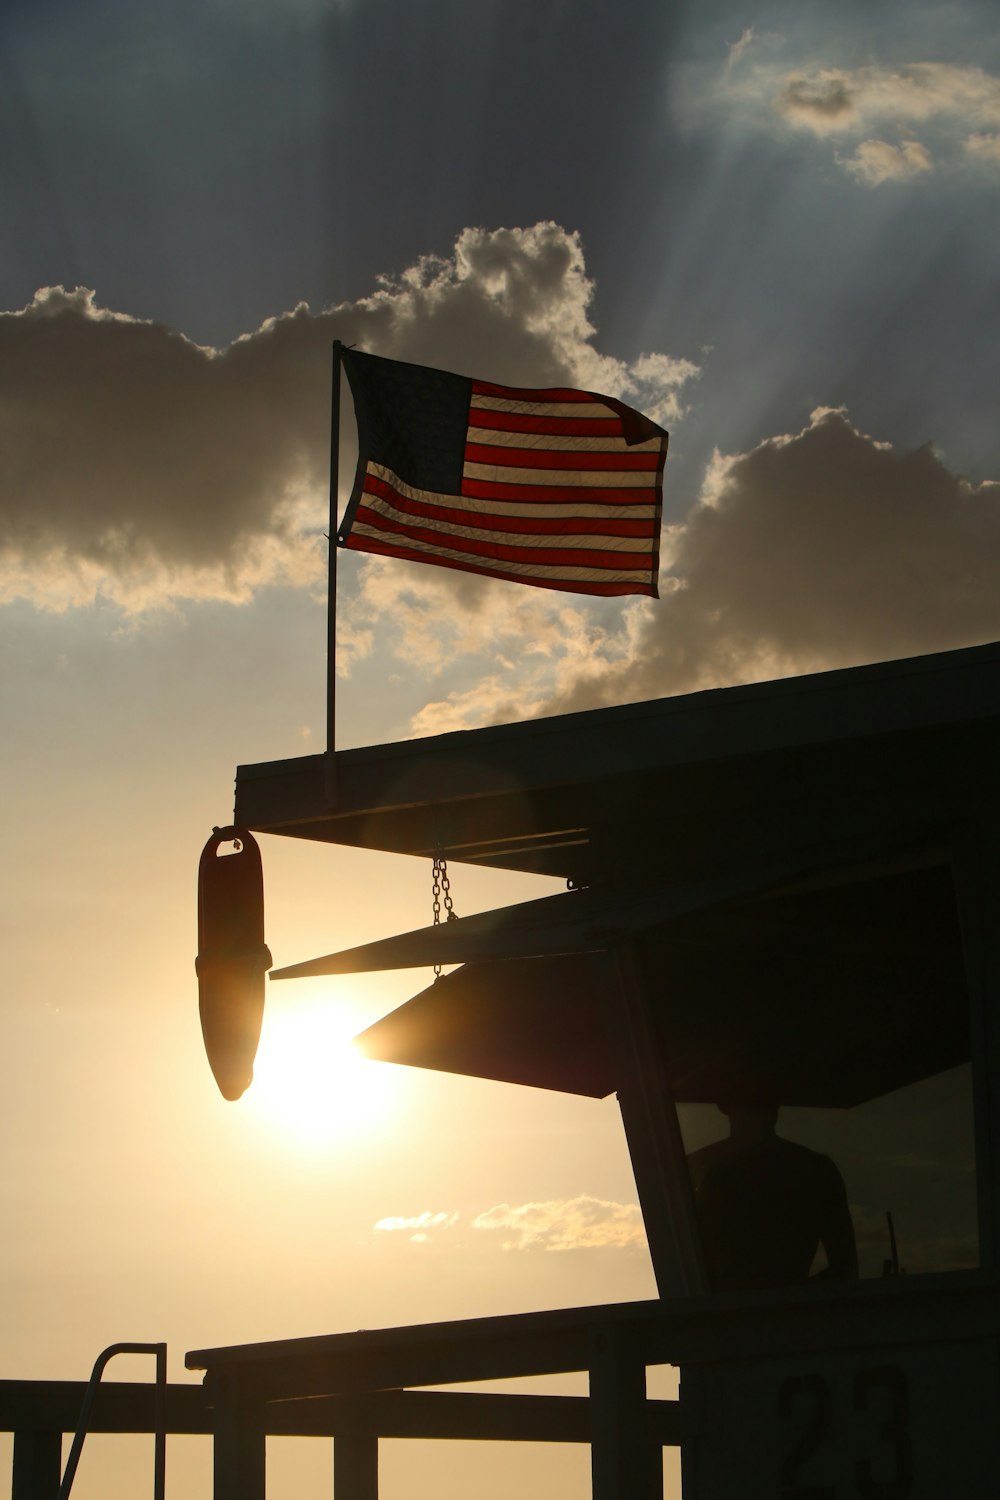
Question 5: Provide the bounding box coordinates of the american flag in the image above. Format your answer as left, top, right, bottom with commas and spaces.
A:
338, 348, 667, 598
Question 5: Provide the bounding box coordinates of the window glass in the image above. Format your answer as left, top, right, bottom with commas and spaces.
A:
678, 1062, 977, 1285
648, 858, 979, 1291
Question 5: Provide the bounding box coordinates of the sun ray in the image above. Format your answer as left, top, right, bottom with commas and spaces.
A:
244, 994, 399, 1151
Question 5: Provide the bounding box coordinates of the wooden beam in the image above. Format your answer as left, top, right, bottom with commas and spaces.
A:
188, 1301, 674, 1403
189, 1283, 1000, 1401
270, 854, 809, 982
266, 1390, 684, 1444
0, 1379, 683, 1446
0, 1382, 208, 1435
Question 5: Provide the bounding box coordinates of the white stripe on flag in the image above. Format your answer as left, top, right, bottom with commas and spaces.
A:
465, 425, 664, 453
356, 502, 653, 554
366, 465, 655, 520
347, 524, 654, 584
462, 461, 656, 488
470, 396, 622, 420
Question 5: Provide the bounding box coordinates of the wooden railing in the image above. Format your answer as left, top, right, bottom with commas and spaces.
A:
9, 1282, 996, 1499
187, 1300, 688, 1500
0, 1370, 683, 1500
0, 1301, 690, 1499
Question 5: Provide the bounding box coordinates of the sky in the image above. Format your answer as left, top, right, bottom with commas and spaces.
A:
2, 0, 1000, 1495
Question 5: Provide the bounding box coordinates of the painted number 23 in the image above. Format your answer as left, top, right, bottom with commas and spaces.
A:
777, 1365, 913, 1499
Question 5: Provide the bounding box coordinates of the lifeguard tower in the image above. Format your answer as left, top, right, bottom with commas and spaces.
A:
185, 636, 1000, 1498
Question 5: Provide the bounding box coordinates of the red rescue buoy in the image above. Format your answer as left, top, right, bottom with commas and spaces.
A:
195, 826, 272, 1100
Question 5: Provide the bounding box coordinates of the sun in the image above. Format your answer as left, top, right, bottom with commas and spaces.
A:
244, 993, 399, 1150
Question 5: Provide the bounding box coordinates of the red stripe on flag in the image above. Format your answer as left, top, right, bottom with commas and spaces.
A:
363, 473, 657, 537
468, 409, 624, 437
342, 534, 657, 597
460, 476, 660, 506
464, 443, 661, 472
353, 504, 656, 571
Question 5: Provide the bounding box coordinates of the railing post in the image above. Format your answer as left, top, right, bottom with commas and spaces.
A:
589, 1324, 660, 1500
211, 1372, 265, 1500
333, 1431, 378, 1499
12, 1430, 62, 1500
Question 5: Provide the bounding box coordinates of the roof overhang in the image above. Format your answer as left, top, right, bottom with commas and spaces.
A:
273, 848, 969, 1108
234, 640, 1000, 882
244, 641, 998, 1107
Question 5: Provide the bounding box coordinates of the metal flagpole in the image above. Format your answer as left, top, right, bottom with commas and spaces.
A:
325, 340, 344, 804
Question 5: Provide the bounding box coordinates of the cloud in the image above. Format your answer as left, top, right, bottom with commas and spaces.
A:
500, 408, 1000, 722
339, 540, 607, 701
0, 225, 697, 613
779, 71, 859, 128
842, 138, 933, 186
403, 595, 651, 736
710, 59, 1000, 185
776, 62, 1000, 137
370, 408, 1000, 737
340, 402, 1000, 739
373, 1210, 459, 1243
370, 1197, 649, 1253
472, 1196, 646, 1252
410, 672, 547, 739
0, 285, 330, 613
725, 26, 756, 72
340, 542, 659, 736
965, 130, 1000, 161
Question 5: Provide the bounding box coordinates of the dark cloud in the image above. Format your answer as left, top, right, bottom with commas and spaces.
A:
0, 225, 695, 610
781, 74, 858, 123
542, 408, 1000, 715
0, 287, 331, 605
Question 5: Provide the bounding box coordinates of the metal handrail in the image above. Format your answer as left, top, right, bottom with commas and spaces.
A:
57, 1342, 166, 1500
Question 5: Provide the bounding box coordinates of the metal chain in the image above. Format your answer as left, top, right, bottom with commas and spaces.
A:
432, 852, 458, 979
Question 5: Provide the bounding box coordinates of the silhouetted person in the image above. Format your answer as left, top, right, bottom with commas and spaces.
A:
688, 1104, 858, 1292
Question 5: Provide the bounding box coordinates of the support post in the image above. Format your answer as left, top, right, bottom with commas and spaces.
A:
12, 1430, 62, 1500
325, 340, 344, 805
333, 1431, 378, 1499
954, 805, 1000, 1269
589, 1325, 659, 1500
612, 942, 708, 1299
211, 1373, 265, 1500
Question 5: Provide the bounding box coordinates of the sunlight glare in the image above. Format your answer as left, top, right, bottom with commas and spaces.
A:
245, 996, 397, 1150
